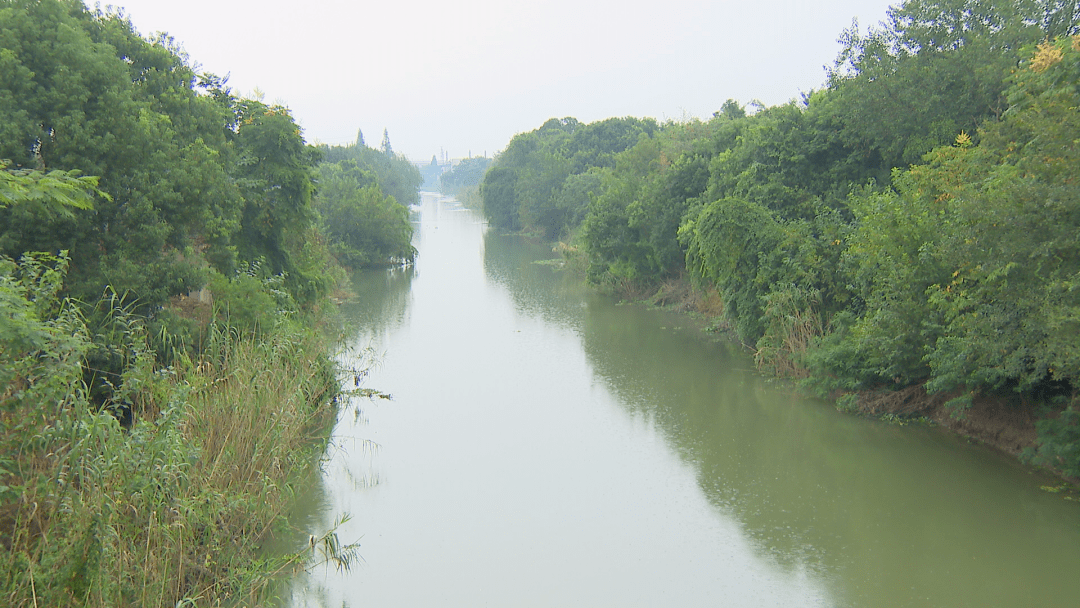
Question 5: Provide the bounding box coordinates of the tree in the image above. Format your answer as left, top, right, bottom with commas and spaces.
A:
715, 99, 746, 120
580, 135, 663, 286
480, 166, 520, 231
320, 138, 422, 206
314, 160, 414, 267
478, 116, 660, 235
921, 36, 1080, 397
825, 0, 1077, 173
381, 128, 393, 156
1, 161, 104, 215
230, 101, 329, 302
0, 0, 243, 307
420, 154, 441, 190
439, 156, 491, 197
808, 34, 1080, 401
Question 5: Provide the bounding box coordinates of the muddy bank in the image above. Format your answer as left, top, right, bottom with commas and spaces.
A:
848, 384, 1039, 456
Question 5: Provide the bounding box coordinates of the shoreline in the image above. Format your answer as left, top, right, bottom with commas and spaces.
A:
605, 274, 1076, 486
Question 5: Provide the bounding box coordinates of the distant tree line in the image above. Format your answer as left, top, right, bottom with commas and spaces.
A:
314, 132, 422, 268
439, 155, 492, 203
481, 116, 659, 238
479, 0, 1080, 477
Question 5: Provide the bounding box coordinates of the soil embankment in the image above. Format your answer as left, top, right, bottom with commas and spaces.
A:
850, 384, 1039, 456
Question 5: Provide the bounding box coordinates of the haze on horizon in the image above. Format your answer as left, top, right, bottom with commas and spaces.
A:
114, 0, 898, 162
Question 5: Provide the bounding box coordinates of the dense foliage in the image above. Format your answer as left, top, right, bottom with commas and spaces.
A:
317, 131, 422, 212
314, 135, 420, 269
479, 0, 1080, 476
1, 251, 353, 606
0, 0, 330, 310
480, 116, 660, 238
0, 0, 412, 604
439, 155, 492, 197
0, 0, 419, 308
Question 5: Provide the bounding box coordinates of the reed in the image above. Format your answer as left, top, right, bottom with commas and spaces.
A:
1, 317, 349, 607
753, 287, 824, 379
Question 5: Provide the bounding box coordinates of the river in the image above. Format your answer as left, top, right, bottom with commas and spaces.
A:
286, 192, 1080, 607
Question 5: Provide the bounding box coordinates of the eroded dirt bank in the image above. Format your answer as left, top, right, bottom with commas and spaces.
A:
850, 384, 1039, 456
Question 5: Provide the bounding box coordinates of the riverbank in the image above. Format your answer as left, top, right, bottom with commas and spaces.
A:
589, 271, 1075, 485
298, 198, 1080, 607
0, 292, 346, 606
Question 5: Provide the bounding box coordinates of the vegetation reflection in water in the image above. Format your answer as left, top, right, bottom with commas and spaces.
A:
491, 230, 1080, 606
490, 225, 1080, 606
289, 194, 1080, 608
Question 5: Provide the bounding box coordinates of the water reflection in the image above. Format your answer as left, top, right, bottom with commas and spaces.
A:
286, 194, 1080, 608
482, 229, 586, 329
336, 264, 415, 343
479, 209, 1080, 607
578, 278, 1080, 607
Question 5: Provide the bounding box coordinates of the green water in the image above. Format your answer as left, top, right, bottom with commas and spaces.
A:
287, 193, 1080, 607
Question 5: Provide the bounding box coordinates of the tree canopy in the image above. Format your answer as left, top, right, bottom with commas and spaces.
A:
480, 116, 659, 239
0, 0, 422, 342
479, 1, 1080, 475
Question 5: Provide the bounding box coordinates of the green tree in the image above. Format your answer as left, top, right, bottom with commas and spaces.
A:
319, 139, 422, 207
381, 128, 393, 156
480, 166, 521, 231
0, 0, 243, 307
478, 116, 659, 236
922, 37, 1080, 397
715, 98, 746, 120
826, 0, 1075, 173
808, 34, 1080, 403
1, 160, 103, 215
314, 160, 414, 267
439, 156, 491, 195
580, 135, 663, 286
681, 196, 785, 340
232, 102, 325, 301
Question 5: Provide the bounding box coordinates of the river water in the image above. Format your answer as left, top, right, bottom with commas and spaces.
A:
287, 192, 1080, 607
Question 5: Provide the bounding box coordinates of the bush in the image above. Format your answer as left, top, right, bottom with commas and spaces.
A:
1024, 403, 1080, 479
208, 262, 297, 336
1, 252, 350, 606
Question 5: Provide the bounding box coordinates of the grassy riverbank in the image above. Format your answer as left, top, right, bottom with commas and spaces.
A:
0, 3, 418, 603
0, 256, 351, 607
617, 274, 1077, 485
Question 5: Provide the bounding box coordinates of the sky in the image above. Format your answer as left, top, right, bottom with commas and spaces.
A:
111, 0, 899, 162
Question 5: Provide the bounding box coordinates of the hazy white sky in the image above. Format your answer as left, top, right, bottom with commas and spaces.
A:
111, 0, 898, 161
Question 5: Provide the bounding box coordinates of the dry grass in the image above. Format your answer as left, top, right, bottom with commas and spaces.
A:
850, 383, 949, 417
691, 288, 726, 318
754, 289, 824, 379
645, 278, 694, 311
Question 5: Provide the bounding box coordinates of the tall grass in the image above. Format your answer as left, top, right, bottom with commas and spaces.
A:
1, 282, 352, 607
753, 287, 824, 379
